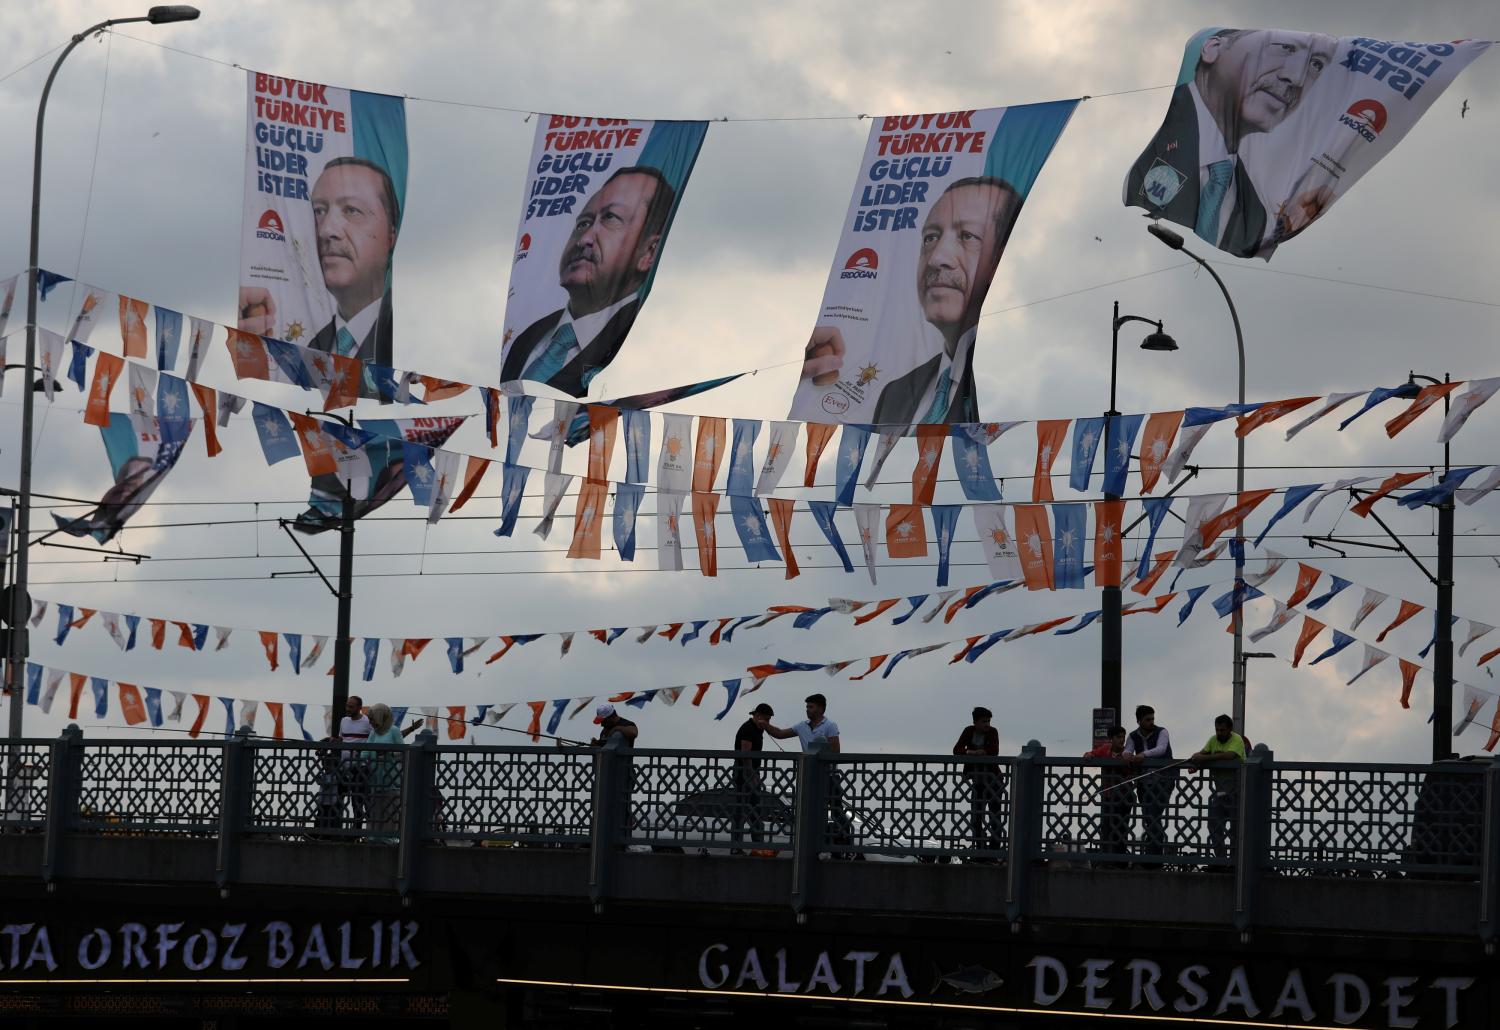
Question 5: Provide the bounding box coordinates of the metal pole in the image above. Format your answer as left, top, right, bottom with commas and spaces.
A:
1432, 374, 1454, 760
329, 484, 355, 739
1101, 303, 1122, 718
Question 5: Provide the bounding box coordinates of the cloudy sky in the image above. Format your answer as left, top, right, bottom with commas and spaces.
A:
1, 0, 1497, 766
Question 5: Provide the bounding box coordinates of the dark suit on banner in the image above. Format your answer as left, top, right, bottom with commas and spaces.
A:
872, 350, 979, 427
501, 299, 641, 399
308, 293, 394, 368
1124, 83, 1267, 259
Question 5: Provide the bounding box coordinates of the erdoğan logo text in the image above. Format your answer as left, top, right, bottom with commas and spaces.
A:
255, 210, 286, 242
841, 249, 879, 280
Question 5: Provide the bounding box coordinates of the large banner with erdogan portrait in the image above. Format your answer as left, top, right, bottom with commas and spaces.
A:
1125, 29, 1490, 260
789, 101, 1078, 427
239, 71, 408, 366
499, 116, 708, 398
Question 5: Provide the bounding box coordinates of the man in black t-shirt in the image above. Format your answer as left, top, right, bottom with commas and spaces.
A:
731, 703, 774, 850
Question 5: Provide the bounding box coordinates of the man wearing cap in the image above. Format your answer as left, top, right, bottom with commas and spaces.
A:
952, 706, 1004, 859
731, 703, 775, 852
590, 702, 638, 748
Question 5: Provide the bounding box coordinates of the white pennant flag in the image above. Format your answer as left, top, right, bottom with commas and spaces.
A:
1284, 391, 1366, 441
534, 471, 574, 539
390, 639, 410, 677
66, 289, 110, 344
1304, 477, 1376, 523
755, 421, 799, 496
972, 504, 1021, 581
128, 362, 157, 420
1242, 550, 1287, 589
184, 316, 213, 382
559, 632, 574, 657
303, 635, 329, 669
657, 413, 693, 494
214, 626, 234, 651
923, 591, 958, 623
1438, 377, 1500, 444
29, 600, 47, 628
463, 636, 488, 656
1459, 621, 1495, 658
1345, 644, 1389, 685
1162, 423, 1211, 483
1454, 686, 1488, 736
39, 668, 65, 714
657, 491, 686, 571
486, 703, 515, 725
239, 700, 259, 730
167, 690, 186, 723
1457, 466, 1500, 506
38, 329, 64, 401
861, 429, 905, 491
1249, 600, 1297, 643
635, 625, 658, 644
853, 503, 880, 585
1349, 588, 1388, 631
428, 450, 460, 524
1174, 493, 1231, 567
217, 391, 247, 427
101, 612, 128, 650
540, 400, 579, 474
658, 686, 684, 706
0, 274, 17, 340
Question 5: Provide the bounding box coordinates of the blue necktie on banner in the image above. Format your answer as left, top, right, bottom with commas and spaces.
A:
334, 326, 359, 357
729, 494, 780, 563
834, 425, 870, 506
808, 501, 853, 572
1052, 504, 1087, 589
922, 367, 953, 424
1069, 417, 1104, 492
622, 409, 651, 484
1102, 414, 1144, 496
1255, 484, 1320, 547
933, 504, 961, 587
524, 322, 577, 383
952, 425, 1002, 501
1195, 159, 1234, 243
727, 419, 760, 497
495, 463, 530, 538
252, 403, 301, 465
613, 482, 644, 561
68, 341, 92, 391
1136, 498, 1175, 579
155, 306, 183, 371
506, 395, 534, 464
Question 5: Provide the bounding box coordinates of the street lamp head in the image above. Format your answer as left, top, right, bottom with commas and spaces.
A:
147, 6, 200, 23
1243, 652, 1275, 660
1146, 222, 1185, 251
1140, 328, 1177, 352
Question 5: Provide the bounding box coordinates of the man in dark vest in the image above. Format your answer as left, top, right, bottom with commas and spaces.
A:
1123, 704, 1177, 858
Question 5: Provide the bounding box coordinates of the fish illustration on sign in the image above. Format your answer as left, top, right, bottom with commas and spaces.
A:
932, 963, 1003, 995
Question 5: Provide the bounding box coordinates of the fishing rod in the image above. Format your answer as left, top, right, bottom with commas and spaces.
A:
1087, 757, 1197, 802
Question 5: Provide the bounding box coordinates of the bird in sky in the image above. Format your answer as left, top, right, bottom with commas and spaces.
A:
1460, 99, 1469, 118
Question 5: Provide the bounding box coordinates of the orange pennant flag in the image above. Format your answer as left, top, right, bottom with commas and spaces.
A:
187, 694, 211, 738
659, 623, 684, 642
1013, 505, 1054, 591
692, 491, 720, 577
1235, 397, 1319, 437
84, 352, 124, 427
804, 423, 837, 487
691, 682, 712, 706
1132, 549, 1177, 595
1485, 702, 1500, 753
1477, 644, 1500, 667
853, 598, 901, 625
485, 636, 525, 664
525, 701, 545, 742
587, 406, 619, 481
693, 416, 726, 493
1138, 411, 1182, 493
258, 630, 279, 671
1285, 563, 1322, 608
1398, 659, 1420, 709
1124, 592, 1177, 615
1197, 489, 1276, 551
265, 701, 286, 740
114, 683, 146, 725
399, 638, 432, 661
885, 504, 928, 559
1093, 500, 1125, 587
419, 376, 470, 402
1385, 381, 1463, 438
225, 328, 271, 379
850, 655, 888, 680
447, 706, 467, 740
1032, 420, 1069, 502
1377, 600, 1424, 643
950, 636, 985, 663
191, 384, 222, 457
567, 478, 608, 560
149, 618, 166, 650
485, 389, 502, 448
118, 297, 149, 358
768, 498, 799, 580
174, 621, 196, 649
1351, 472, 1428, 518
1291, 616, 1326, 668
945, 587, 985, 623
287, 413, 338, 477
323, 353, 363, 410
449, 456, 491, 513
912, 424, 947, 505
67, 674, 86, 720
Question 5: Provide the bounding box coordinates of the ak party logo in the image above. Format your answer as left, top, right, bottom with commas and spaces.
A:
841, 248, 879, 280
256, 209, 287, 242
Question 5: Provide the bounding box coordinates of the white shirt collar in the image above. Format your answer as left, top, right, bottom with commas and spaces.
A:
335, 297, 383, 349
560, 293, 637, 351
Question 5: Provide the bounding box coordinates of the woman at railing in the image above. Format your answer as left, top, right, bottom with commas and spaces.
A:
364, 704, 420, 842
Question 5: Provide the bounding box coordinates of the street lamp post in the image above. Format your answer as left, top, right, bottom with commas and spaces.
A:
1145, 222, 1251, 734
5, 7, 200, 742
1103, 301, 1177, 719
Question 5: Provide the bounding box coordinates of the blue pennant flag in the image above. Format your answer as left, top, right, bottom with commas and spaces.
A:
284, 633, 303, 674
446, 637, 465, 674
220, 697, 237, 736
621, 408, 650, 484
1056, 610, 1102, 635
54, 604, 75, 646
714, 679, 742, 721
1309, 630, 1357, 666
362, 638, 380, 681
506, 395, 534, 463
25, 664, 42, 705
964, 581, 1013, 609
264, 340, 313, 388
1212, 584, 1264, 618
1136, 498, 1174, 579
625, 691, 655, 710
793, 608, 835, 630
964, 631, 1009, 664
191, 624, 209, 651
1339, 383, 1420, 431
808, 501, 853, 572
1254, 484, 1319, 547
124, 614, 140, 651
721, 615, 756, 644
727, 419, 761, 497
1052, 504, 1087, 589
546, 699, 568, 736
143, 687, 164, 727
366, 364, 401, 403
606, 628, 628, 644
1069, 417, 1104, 492
391, 706, 410, 728
251, 403, 301, 465
729, 494, 779, 563
494, 463, 530, 538
155, 306, 183, 371
833, 425, 870, 506
891, 595, 929, 626
680, 620, 710, 645
1177, 585, 1210, 625
403, 442, 437, 506
1398, 467, 1485, 509
613, 482, 644, 560
37, 270, 71, 300
67, 341, 93, 391
157, 374, 191, 447
933, 504, 961, 587
951, 425, 1002, 501
1306, 576, 1352, 611
91, 678, 108, 719
290, 703, 311, 741
1418, 614, 1461, 659
1184, 403, 1261, 427
1102, 414, 1144, 496
469, 706, 487, 725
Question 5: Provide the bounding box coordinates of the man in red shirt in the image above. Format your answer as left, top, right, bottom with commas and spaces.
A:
1086, 725, 1131, 862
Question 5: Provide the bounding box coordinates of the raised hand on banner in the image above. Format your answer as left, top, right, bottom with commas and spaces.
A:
801, 325, 846, 386
238, 286, 278, 336
1274, 185, 1335, 243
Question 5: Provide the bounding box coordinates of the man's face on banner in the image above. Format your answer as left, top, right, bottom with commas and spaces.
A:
558, 172, 661, 317
1200, 29, 1336, 137
915, 181, 1019, 345
311, 163, 397, 316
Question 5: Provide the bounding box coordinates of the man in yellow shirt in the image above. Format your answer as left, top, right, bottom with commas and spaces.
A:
1192, 714, 1246, 862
